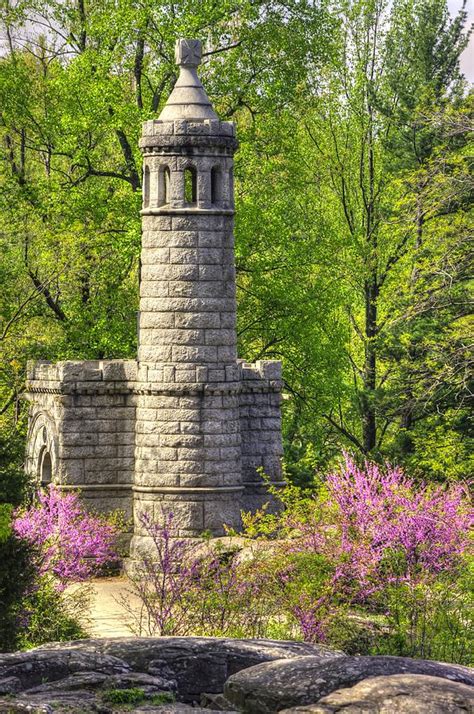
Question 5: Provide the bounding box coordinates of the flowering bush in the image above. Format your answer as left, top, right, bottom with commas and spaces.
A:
123, 511, 272, 637
127, 455, 472, 663
285, 455, 472, 604
249, 455, 473, 657
14, 486, 118, 589
123, 511, 200, 636
324, 455, 471, 589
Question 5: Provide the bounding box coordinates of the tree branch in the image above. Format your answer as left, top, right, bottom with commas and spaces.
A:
323, 412, 366, 453
27, 270, 67, 322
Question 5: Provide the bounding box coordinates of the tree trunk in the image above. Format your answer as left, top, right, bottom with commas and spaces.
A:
362, 276, 377, 452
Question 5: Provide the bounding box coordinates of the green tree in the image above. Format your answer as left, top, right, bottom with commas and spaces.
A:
0, 0, 471, 487
246, 0, 472, 477
0, 0, 334, 473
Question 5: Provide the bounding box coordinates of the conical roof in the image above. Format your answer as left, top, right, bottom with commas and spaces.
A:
158, 39, 218, 122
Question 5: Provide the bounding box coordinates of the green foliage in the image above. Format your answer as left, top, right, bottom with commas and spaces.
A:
0, 533, 38, 652
18, 580, 90, 650
0, 420, 38, 651
102, 688, 175, 706
150, 692, 176, 705
0, 504, 12, 543
0, 423, 29, 507
102, 688, 146, 705
0, 0, 472, 489
372, 565, 474, 665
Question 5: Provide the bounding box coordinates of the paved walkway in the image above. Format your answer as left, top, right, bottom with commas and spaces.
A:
82, 577, 141, 637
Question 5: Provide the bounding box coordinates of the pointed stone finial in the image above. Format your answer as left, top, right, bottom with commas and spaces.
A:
157, 37, 218, 122
175, 38, 202, 67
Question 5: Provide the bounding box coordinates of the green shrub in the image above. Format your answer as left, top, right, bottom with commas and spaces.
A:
19, 579, 89, 650
0, 427, 29, 508
0, 529, 38, 652
371, 566, 474, 665
151, 692, 176, 705
103, 688, 146, 705
102, 688, 175, 706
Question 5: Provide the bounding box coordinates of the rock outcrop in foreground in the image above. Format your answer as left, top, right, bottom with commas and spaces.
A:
0, 637, 472, 713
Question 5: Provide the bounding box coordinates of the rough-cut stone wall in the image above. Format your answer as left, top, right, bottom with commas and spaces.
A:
239, 361, 284, 513
25, 360, 137, 521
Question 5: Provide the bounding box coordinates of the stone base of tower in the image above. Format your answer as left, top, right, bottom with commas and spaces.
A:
130, 485, 243, 557
129, 359, 283, 558
25, 357, 283, 558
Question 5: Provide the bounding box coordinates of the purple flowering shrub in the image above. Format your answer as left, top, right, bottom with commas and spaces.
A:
14, 486, 118, 590
272, 455, 473, 654
128, 455, 472, 663
123, 511, 200, 636
287, 454, 471, 597
123, 511, 273, 637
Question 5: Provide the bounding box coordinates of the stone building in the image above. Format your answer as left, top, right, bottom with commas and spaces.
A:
25, 39, 284, 555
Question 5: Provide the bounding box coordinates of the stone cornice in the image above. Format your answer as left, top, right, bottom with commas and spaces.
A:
26, 380, 283, 398
140, 207, 234, 216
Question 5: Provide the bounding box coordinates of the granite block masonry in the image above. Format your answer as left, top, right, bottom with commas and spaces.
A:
24, 39, 284, 556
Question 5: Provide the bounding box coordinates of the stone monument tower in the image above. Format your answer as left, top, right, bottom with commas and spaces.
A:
24, 39, 284, 555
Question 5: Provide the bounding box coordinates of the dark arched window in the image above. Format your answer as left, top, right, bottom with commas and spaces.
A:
184, 167, 197, 205
158, 165, 171, 206
143, 165, 150, 207
164, 167, 171, 204
211, 166, 222, 204
39, 448, 52, 485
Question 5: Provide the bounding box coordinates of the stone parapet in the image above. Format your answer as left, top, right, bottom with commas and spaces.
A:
27, 359, 138, 385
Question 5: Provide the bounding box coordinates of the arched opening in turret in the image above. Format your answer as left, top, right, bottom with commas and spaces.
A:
158, 165, 171, 206
143, 165, 150, 207
164, 167, 171, 204
211, 166, 222, 205
39, 447, 52, 486
184, 167, 197, 205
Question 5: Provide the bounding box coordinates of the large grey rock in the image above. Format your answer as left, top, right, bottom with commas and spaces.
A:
0, 700, 236, 714
133, 704, 235, 714
224, 655, 474, 713
0, 703, 53, 714
34, 637, 337, 701
0, 637, 336, 712
0, 690, 98, 713
280, 674, 474, 713
23, 670, 174, 695
0, 649, 130, 690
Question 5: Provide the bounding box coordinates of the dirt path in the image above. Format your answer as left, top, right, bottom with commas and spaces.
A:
83, 577, 141, 637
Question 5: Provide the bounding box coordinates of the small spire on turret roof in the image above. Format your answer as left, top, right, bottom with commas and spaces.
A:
158, 38, 218, 122
175, 38, 202, 67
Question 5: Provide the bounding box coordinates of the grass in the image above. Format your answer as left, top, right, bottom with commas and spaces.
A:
101, 688, 175, 707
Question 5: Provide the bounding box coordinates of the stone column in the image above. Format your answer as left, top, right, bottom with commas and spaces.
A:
132, 39, 242, 554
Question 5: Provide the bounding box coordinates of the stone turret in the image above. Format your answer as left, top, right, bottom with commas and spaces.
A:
132, 39, 241, 552
24, 39, 284, 558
